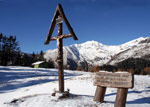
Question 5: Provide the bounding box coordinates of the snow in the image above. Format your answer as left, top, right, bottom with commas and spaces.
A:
44, 40, 119, 66
32, 61, 45, 65
0, 66, 150, 107
44, 37, 150, 66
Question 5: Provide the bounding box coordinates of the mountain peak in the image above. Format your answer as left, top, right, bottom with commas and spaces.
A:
139, 37, 150, 44
44, 36, 150, 69
84, 40, 103, 45
129, 37, 150, 43
81, 40, 104, 48
120, 37, 148, 47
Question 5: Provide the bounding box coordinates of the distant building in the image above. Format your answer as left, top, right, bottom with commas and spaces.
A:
32, 61, 48, 68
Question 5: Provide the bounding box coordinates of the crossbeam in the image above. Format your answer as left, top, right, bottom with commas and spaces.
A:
50, 33, 72, 41
44, 4, 78, 93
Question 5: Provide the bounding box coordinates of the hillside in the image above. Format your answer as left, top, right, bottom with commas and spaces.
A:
44, 37, 150, 70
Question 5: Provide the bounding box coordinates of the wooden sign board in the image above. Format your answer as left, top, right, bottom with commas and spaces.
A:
94, 72, 134, 88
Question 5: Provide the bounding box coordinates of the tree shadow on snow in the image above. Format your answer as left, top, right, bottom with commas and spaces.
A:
0, 66, 56, 72
0, 78, 58, 93
98, 90, 150, 104
145, 86, 150, 92
127, 97, 150, 104
68, 92, 150, 105
0, 67, 82, 93
71, 94, 94, 98
100, 97, 150, 105
65, 94, 94, 100
105, 90, 143, 97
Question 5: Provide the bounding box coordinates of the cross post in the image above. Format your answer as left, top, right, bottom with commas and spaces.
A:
44, 4, 78, 93
57, 15, 64, 92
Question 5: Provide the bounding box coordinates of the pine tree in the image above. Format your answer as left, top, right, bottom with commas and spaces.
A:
15, 51, 22, 65
0, 33, 3, 65
0, 35, 20, 65
32, 52, 36, 62
1, 35, 8, 65
0, 33, 2, 51
39, 50, 44, 61
22, 53, 31, 66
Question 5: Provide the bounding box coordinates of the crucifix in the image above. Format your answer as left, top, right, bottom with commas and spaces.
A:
44, 4, 78, 92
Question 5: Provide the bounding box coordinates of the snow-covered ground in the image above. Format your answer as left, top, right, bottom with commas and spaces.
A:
0, 66, 150, 107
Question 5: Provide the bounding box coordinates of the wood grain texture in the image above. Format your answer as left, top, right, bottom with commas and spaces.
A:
57, 22, 64, 92
93, 86, 106, 103
115, 88, 128, 107
94, 72, 134, 88
50, 33, 72, 41
44, 4, 78, 45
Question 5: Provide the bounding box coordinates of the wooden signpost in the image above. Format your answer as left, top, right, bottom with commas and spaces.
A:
94, 71, 134, 107
44, 4, 78, 93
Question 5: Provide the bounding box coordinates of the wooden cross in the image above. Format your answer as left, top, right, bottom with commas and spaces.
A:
44, 4, 78, 92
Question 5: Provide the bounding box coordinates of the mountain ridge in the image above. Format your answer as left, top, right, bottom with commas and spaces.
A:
44, 37, 150, 70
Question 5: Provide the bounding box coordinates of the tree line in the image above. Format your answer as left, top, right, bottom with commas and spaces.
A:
75, 57, 150, 75
0, 33, 20, 65
95, 58, 150, 75
0, 33, 45, 66
1, 33, 150, 75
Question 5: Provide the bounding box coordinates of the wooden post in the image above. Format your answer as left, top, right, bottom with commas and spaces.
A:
44, 4, 78, 93
115, 88, 128, 107
94, 86, 106, 103
57, 16, 64, 92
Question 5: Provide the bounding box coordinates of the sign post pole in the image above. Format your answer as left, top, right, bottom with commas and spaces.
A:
94, 86, 106, 103
93, 71, 134, 106
115, 88, 128, 107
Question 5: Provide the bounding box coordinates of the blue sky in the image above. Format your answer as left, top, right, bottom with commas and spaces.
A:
0, 0, 150, 53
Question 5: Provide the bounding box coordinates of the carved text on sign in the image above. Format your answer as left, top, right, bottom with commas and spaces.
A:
94, 72, 134, 88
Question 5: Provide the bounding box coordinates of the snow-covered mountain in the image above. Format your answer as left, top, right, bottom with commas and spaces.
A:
44, 37, 150, 69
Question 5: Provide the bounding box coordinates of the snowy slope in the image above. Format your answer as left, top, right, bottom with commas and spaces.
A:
108, 37, 150, 65
44, 37, 150, 68
0, 66, 150, 107
44, 41, 120, 66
